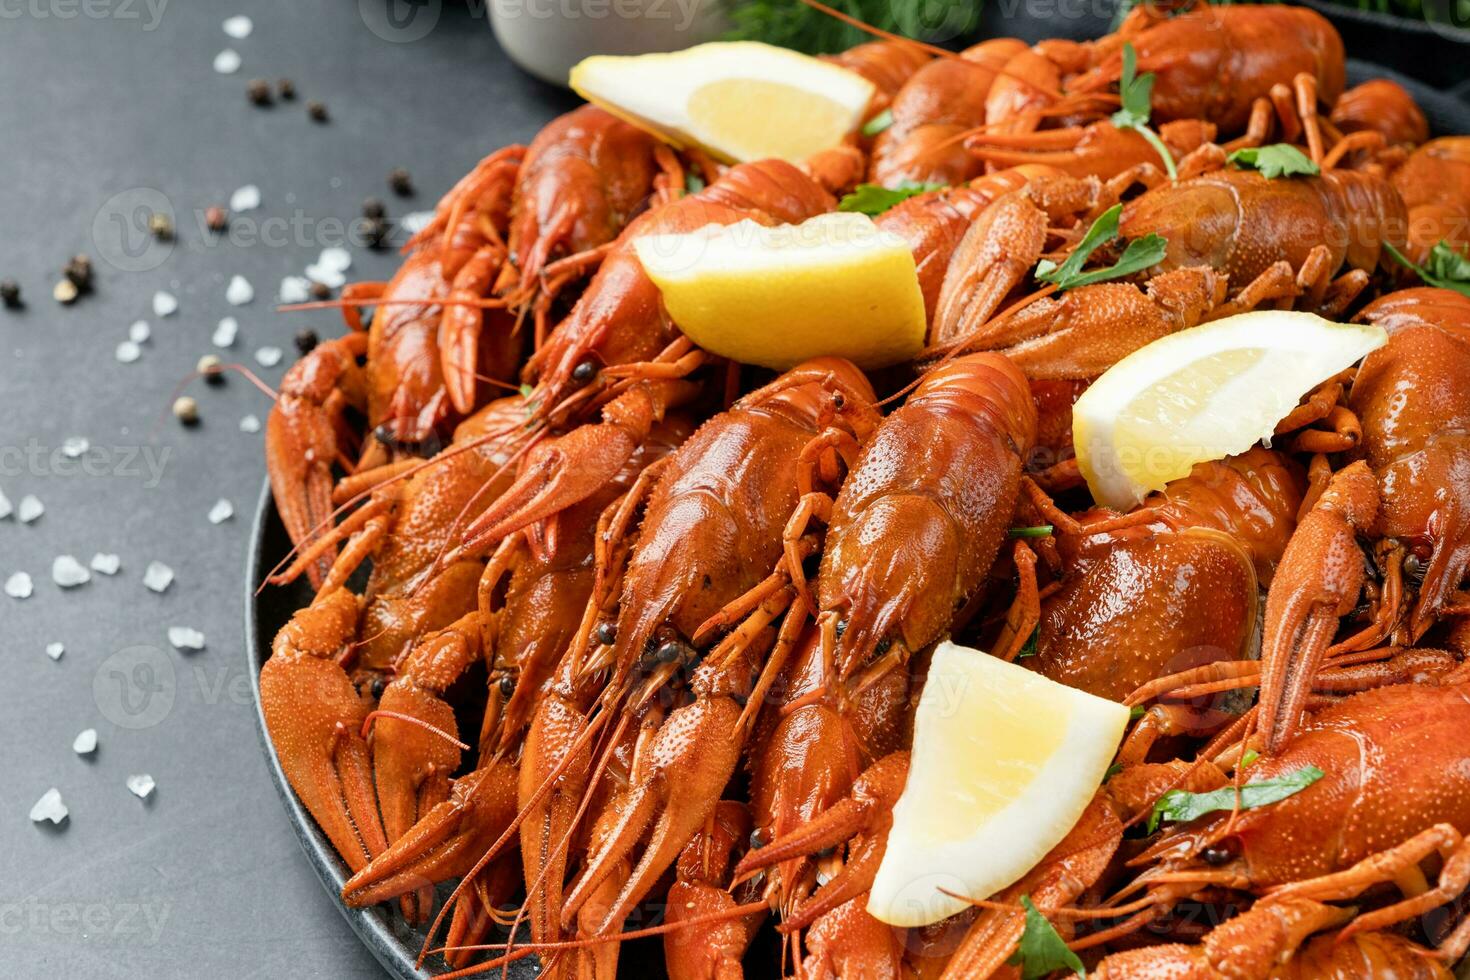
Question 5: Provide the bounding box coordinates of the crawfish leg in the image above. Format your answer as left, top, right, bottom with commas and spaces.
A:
1272, 824, 1470, 943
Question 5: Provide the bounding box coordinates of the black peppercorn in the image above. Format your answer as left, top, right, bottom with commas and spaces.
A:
247, 78, 272, 106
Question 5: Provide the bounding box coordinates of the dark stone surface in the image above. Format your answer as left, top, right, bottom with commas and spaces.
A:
0, 3, 569, 977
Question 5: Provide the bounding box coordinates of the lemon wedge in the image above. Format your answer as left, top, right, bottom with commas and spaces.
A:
570, 42, 875, 164
868, 641, 1128, 928
1074, 311, 1388, 511
634, 211, 926, 370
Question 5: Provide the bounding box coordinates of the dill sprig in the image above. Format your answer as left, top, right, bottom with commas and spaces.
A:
724, 0, 979, 54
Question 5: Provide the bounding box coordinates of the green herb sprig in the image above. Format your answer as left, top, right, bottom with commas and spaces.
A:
1110, 43, 1177, 181
1035, 204, 1168, 291
1386, 240, 1470, 297
1147, 765, 1325, 833
862, 108, 893, 138
725, 0, 978, 55
838, 181, 944, 216
1227, 144, 1320, 179
1007, 896, 1087, 979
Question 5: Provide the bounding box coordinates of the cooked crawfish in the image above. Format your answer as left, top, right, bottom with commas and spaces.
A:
1069, 5, 1345, 136
494, 105, 666, 323
1017, 448, 1303, 704
1254, 288, 1470, 751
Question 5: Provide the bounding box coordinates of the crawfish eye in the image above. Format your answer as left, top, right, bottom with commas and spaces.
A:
498, 675, 515, 698
369, 677, 387, 700
1201, 846, 1234, 866
595, 621, 617, 646
655, 639, 690, 664
571, 358, 598, 384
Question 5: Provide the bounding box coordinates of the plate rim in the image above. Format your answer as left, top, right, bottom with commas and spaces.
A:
244, 476, 479, 980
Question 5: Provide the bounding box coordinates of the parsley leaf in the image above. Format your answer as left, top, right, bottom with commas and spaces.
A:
1017, 626, 1039, 660
1108, 43, 1176, 180
1035, 205, 1168, 291
1109, 42, 1154, 131
1129, 704, 1147, 721
517, 383, 533, 397
684, 171, 706, 195
838, 181, 944, 216
1007, 896, 1087, 979
1239, 748, 1260, 769
862, 108, 894, 138
1227, 144, 1320, 179
1008, 525, 1054, 538
1148, 765, 1325, 833
1386, 240, 1470, 297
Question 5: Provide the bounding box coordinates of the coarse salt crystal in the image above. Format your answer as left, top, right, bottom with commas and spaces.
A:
4, 572, 32, 599
62, 436, 89, 458
230, 185, 261, 212
143, 560, 174, 593
212, 316, 238, 348
0, 487, 10, 520
401, 211, 434, 234
168, 626, 205, 651
207, 499, 234, 524
222, 14, 252, 38
18, 494, 44, 523
126, 774, 156, 800
45, 642, 64, 661
304, 264, 346, 289
30, 788, 68, 824
73, 729, 98, 754
278, 276, 310, 304
153, 291, 178, 317
129, 320, 151, 343
90, 553, 121, 575
254, 346, 283, 367
116, 340, 142, 363
52, 555, 90, 588
239, 414, 261, 433
225, 274, 254, 306
317, 247, 352, 273
212, 49, 241, 74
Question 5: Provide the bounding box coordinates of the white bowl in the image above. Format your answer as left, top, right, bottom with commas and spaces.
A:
490, 0, 731, 87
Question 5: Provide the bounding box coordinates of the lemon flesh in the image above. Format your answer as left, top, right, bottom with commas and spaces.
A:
634, 212, 926, 371
868, 641, 1129, 928
1074, 311, 1387, 511
570, 42, 874, 164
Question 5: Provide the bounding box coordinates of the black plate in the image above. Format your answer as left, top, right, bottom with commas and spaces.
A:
246, 30, 1470, 979
246, 479, 536, 980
